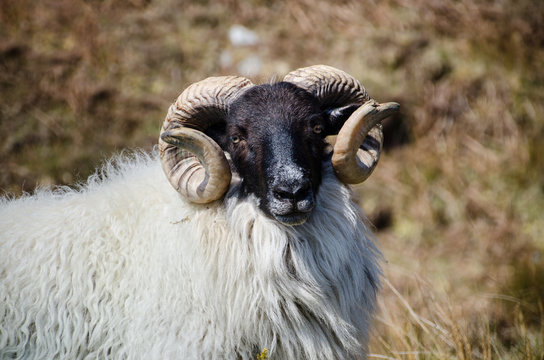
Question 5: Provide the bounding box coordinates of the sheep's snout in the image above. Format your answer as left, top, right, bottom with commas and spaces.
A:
268, 171, 315, 226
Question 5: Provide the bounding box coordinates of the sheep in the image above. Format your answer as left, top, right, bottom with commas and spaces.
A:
0, 65, 399, 360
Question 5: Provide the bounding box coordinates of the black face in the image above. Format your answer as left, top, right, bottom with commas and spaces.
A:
208, 82, 331, 225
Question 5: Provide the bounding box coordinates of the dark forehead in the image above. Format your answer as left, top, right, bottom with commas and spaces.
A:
228, 82, 321, 126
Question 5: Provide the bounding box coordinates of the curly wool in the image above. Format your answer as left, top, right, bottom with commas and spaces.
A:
0, 151, 381, 360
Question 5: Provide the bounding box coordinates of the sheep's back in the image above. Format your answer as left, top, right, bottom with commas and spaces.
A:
0, 153, 201, 358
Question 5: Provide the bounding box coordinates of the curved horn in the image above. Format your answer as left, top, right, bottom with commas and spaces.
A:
332, 100, 400, 183
284, 65, 398, 184
284, 64, 369, 109
159, 76, 253, 203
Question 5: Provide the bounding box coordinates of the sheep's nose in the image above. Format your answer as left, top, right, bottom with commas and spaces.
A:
272, 180, 309, 200
272, 180, 314, 211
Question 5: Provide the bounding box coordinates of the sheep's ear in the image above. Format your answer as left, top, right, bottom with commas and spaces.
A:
324, 104, 361, 135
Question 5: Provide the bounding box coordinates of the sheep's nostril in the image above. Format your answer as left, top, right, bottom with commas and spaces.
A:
272, 181, 313, 204
293, 183, 311, 201
273, 187, 294, 200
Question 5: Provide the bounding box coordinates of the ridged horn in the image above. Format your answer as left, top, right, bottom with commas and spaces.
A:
284, 64, 369, 109
332, 100, 400, 183
284, 65, 398, 184
159, 76, 253, 203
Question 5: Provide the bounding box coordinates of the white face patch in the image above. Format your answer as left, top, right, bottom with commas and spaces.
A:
274, 163, 306, 187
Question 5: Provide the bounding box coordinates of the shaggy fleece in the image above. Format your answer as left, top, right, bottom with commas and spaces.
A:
0, 151, 381, 360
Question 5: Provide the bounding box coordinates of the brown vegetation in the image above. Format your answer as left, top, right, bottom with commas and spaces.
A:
1, 0, 543, 358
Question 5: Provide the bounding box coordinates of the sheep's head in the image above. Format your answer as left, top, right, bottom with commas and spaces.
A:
159, 65, 399, 226
220, 82, 324, 225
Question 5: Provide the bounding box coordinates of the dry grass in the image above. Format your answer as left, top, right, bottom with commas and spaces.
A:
1, 0, 543, 358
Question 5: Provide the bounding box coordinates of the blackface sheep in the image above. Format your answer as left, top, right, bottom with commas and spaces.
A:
0, 65, 399, 359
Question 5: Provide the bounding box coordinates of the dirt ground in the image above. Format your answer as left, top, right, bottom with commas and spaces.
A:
1, 0, 543, 358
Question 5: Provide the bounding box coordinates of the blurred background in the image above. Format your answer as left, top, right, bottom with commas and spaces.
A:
1, 0, 543, 357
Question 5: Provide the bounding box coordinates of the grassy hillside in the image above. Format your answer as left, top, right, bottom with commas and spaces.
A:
1, 0, 543, 358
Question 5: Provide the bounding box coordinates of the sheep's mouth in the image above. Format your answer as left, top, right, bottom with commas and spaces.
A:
267, 194, 315, 226
272, 211, 311, 226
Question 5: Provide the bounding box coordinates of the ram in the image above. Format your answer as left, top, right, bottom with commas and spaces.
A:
0, 65, 399, 359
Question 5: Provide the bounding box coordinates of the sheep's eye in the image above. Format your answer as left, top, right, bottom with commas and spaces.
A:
312, 124, 323, 134
231, 135, 241, 144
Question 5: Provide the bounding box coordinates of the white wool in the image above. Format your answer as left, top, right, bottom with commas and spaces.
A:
0, 151, 381, 359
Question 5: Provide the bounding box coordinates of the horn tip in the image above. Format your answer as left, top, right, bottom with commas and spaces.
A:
160, 132, 177, 146
381, 101, 400, 111
160, 132, 170, 141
